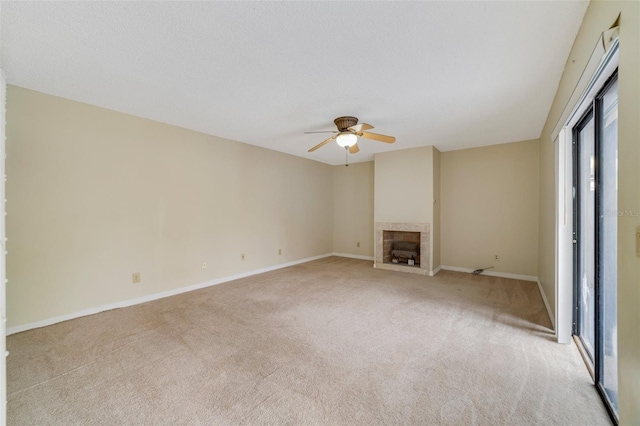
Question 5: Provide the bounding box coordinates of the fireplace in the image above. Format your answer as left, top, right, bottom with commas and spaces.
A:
375, 222, 430, 275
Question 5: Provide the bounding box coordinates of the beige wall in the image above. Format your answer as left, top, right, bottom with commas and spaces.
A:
332, 162, 374, 257
441, 140, 539, 277
537, 2, 640, 423
374, 147, 433, 224
6, 86, 334, 329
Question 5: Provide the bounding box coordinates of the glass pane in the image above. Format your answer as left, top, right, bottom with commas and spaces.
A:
600, 78, 618, 411
578, 116, 596, 359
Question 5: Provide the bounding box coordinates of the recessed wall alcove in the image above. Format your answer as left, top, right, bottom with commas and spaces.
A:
374, 222, 430, 275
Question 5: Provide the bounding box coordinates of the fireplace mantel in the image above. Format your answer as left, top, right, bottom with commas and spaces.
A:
374, 222, 430, 275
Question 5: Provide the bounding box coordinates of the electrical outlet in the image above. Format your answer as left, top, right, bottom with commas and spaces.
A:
202, 262, 207, 269
132, 272, 141, 284
241, 253, 245, 261
278, 248, 282, 256
357, 242, 360, 248
493, 254, 500, 262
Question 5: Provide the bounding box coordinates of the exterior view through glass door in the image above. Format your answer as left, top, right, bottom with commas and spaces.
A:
573, 70, 618, 421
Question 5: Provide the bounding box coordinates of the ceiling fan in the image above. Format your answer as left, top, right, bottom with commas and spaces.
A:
305, 116, 396, 155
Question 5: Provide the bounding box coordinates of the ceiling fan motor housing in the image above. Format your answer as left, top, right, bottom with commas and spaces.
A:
334, 116, 358, 131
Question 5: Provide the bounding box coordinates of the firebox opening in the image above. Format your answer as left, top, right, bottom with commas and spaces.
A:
383, 231, 420, 266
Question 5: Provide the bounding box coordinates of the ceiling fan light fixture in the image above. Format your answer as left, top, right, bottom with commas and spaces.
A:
306, 116, 395, 154
336, 132, 357, 148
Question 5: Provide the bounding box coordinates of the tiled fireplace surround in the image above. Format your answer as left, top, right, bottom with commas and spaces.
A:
374, 222, 430, 275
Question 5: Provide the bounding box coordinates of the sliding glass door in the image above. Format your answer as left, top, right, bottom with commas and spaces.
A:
573, 71, 618, 421
598, 76, 618, 413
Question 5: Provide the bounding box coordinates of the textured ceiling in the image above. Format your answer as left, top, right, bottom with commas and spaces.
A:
1, 1, 588, 165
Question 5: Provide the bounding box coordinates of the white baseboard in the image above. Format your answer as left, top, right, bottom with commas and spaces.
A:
440, 265, 538, 282
429, 265, 442, 276
332, 252, 374, 261
6, 253, 334, 336
537, 280, 556, 330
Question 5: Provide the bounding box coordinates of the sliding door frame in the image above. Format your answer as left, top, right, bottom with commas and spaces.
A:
572, 69, 619, 424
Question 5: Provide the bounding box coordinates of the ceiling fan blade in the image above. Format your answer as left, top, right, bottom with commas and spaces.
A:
304, 131, 338, 134
308, 135, 338, 152
359, 131, 396, 144
349, 123, 373, 132
349, 143, 360, 154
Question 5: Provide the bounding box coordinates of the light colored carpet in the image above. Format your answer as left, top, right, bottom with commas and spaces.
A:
7, 257, 610, 425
